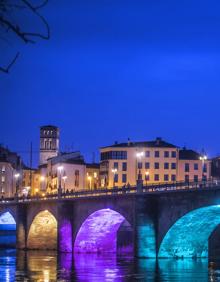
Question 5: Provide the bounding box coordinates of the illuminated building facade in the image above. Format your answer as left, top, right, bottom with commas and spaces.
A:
100, 138, 211, 188
39, 125, 59, 165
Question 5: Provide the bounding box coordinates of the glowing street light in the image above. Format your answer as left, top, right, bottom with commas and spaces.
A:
14, 173, 20, 195
62, 175, 67, 192
112, 168, 118, 187
200, 154, 208, 181
136, 151, 144, 181
57, 165, 64, 192
145, 171, 150, 186
87, 176, 92, 190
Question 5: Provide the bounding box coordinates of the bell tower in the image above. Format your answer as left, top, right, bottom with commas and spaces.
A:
39, 125, 59, 165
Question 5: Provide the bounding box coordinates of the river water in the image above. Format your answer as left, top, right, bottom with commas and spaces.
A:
0, 250, 219, 281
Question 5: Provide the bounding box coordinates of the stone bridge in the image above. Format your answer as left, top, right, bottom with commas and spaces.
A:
1, 182, 220, 258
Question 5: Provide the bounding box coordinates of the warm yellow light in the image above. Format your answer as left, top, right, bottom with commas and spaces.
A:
40, 176, 45, 182
94, 172, 97, 178
145, 171, 149, 176
42, 193, 45, 197
35, 188, 39, 193
87, 176, 92, 180
62, 175, 67, 181
111, 168, 117, 174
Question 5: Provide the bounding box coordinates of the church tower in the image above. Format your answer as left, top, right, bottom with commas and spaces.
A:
39, 125, 59, 165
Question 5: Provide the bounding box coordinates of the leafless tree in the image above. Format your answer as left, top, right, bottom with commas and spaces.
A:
0, 0, 49, 73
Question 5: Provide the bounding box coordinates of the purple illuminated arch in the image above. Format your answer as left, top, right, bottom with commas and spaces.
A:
74, 208, 133, 254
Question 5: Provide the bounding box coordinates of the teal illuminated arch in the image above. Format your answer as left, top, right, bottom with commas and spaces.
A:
159, 205, 220, 258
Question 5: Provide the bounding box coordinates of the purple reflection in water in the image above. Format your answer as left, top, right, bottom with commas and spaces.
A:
59, 219, 72, 252
74, 253, 130, 282
74, 209, 131, 253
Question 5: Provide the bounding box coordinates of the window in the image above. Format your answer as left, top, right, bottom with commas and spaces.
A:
122, 174, 127, 183
171, 175, 176, 182
138, 162, 143, 169
122, 162, 127, 171
194, 175, 198, 182
164, 174, 169, 181
203, 164, 207, 173
145, 151, 150, 158
164, 151, 169, 158
114, 162, 118, 169
164, 163, 169, 169
1, 166, 5, 172
145, 174, 150, 181
171, 163, 176, 170
155, 151, 160, 158
194, 163, 199, 170
185, 163, 190, 172
171, 151, 177, 158
114, 174, 118, 183
154, 174, 159, 181
75, 170, 79, 187
185, 175, 189, 182
154, 163, 159, 169
101, 151, 127, 161
145, 162, 150, 169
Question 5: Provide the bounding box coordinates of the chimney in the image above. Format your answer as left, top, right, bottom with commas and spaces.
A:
156, 137, 162, 145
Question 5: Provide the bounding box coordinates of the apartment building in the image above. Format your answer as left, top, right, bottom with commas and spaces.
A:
100, 138, 211, 188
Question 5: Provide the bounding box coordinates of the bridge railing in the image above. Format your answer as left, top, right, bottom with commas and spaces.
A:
1, 179, 220, 203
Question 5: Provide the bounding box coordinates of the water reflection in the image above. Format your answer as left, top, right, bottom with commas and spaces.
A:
1, 250, 220, 281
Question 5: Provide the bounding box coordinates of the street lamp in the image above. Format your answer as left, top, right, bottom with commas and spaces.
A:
136, 151, 144, 181
111, 168, 118, 187
62, 175, 67, 192
200, 155, 208, 182
87, 176, 92, 190
57, 165, 64, 191
14, 173, 20, 196
40, 175, 46, 192
145, 171, 149, 186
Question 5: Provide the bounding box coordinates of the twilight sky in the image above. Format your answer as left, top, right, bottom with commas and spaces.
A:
1, 0, 220, 166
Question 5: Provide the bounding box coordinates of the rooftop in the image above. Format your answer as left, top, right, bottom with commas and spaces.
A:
179, 149, 202, 160
101, 138, 177, 149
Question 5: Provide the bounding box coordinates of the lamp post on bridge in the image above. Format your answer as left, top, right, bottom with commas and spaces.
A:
200, 154, 208, 182
57, 165, 64, 197
14, 173, 20, 198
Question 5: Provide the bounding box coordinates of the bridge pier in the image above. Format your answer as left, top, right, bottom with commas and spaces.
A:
134, 196, 157, 258
16, 204, 27, 250
58, 202, 74, 253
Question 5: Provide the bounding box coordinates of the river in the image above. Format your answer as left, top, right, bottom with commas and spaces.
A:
0, 250, 220, 281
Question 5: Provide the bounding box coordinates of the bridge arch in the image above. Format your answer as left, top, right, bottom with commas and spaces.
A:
74, 208, 133, 254
159, 205, 220, 258
0, 211, 16, 248
27, 210, 57, 250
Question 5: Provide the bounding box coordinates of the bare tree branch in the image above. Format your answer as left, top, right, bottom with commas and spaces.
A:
0, 52, 19, 73
0, 0, 50, 73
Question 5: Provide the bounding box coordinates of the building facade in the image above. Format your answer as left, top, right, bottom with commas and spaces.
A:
100, 138, 211, 188
39, 125, 59, 165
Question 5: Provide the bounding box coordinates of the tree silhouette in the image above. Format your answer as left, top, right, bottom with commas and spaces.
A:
0, 0, 49, 73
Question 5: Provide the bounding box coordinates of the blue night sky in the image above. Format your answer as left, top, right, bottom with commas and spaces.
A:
1, 0, 220, 166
